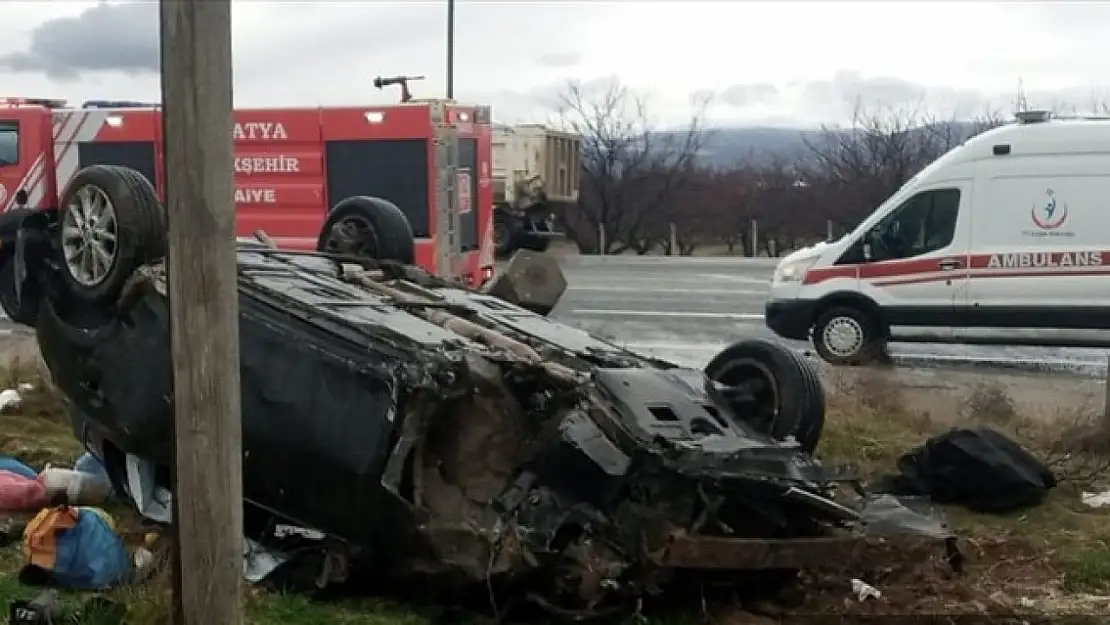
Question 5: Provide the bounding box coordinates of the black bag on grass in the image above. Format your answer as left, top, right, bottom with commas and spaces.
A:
877, 426, 1056, 513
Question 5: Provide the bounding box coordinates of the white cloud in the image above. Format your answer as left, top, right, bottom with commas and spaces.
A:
2, 1, 1110, 127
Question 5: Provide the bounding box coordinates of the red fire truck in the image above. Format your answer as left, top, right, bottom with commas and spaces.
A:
0, 97, 496, 285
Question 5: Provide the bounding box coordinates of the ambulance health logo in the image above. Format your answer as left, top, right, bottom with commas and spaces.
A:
1025, 188, 1074, 238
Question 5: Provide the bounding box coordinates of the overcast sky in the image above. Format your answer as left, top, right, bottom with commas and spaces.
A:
2, 1, 1109, 128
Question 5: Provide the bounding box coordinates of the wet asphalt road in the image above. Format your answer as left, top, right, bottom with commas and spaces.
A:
0, 255, 1104, 376
546, 255, 1110, 375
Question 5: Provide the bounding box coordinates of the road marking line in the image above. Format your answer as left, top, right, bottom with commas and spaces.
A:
623, 341, 724, 351
569, 309, 765, 320
568, 286, 768, 295
701, 274, 772, 284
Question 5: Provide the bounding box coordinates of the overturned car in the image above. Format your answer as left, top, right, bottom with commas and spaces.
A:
1, 165, 958, 617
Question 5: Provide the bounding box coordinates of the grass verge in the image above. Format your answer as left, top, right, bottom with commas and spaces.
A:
0, 348, 1107, 622
819, 368, 1110, 615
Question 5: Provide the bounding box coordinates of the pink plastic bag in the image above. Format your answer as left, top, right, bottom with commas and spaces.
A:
0, 469, 47, 511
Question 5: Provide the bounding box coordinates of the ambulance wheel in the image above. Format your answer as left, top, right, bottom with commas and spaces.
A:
56, 165, 167, 307
317, 196, 415, 265
704, 338, 825, 454
812, 306, 884, 366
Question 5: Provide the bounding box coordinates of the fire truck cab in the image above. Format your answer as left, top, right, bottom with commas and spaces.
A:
0, 97, 496, 285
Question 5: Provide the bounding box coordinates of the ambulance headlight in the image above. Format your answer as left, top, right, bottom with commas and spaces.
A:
773, 257, 819, 283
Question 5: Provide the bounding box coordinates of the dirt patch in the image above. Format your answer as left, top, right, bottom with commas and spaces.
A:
812, 363, 1110, 619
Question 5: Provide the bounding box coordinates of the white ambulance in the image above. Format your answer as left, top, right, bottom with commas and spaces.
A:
765, 110, 1110, 365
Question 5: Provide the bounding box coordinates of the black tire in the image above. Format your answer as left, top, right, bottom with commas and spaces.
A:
493, 212, 520, 259
519, 235, 552, 252
704, 338, 825, 454
0, 208, 40, 325
812, 306, 885, 366
0, 255, 37, 325
0, 207, 36, 239
56, 165, 167, 307
115, 168, 167, 261
316, 196, 415, 265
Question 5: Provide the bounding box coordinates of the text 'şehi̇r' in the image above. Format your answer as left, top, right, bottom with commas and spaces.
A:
234, 155, 300, 174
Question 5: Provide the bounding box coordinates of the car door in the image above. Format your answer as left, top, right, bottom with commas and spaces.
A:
857, 184, 970, 332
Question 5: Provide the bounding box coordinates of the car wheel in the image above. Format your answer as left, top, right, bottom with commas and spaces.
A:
812, 306, 884, 366
316, 196, 415, 265
57, 165, 167, 306
704, 338, 825, 454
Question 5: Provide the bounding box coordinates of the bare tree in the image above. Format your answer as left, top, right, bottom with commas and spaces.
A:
800, 100, 1006, 234
554, 78, 711, 254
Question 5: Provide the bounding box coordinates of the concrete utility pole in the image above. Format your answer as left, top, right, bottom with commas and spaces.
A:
159, 0, 244, 623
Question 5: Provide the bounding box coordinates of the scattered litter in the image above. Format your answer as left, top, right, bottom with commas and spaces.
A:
20, 506, 132, 590
1081, 490, 1110, 508
74, 453, 115, 500
858, 494, 953, 538
8, 589, 65, 624
0, 388, 22, 412
275, 524, 325, 540
244, 538, 288, 583
123, 454, 172, 524
17, 383, 33, 393
850, 578, 881, 601
120, 452, 325, 585
1018, 597, 1036, 608
874, 427, 1056, 513
9, 590, 126, 625
0, 470, 47, 511
39, 466, 110, 506
0, 456, 37, 480
132, 546, 156, 571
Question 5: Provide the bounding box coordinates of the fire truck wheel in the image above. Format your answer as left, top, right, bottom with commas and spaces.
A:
518, 235, 552, 253
493, 213, 520, 259
317, 196, 415, 265
56, 165, 168, 306
704, 338, 825, 454
0, 253, 38, 326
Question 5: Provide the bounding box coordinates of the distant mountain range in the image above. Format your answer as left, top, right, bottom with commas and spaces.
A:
658, 121, 986, 168
693, 127, 818, 167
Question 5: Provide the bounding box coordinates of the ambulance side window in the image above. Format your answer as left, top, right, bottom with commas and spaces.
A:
0, 122, 17, 167
866, 188, 960, 261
